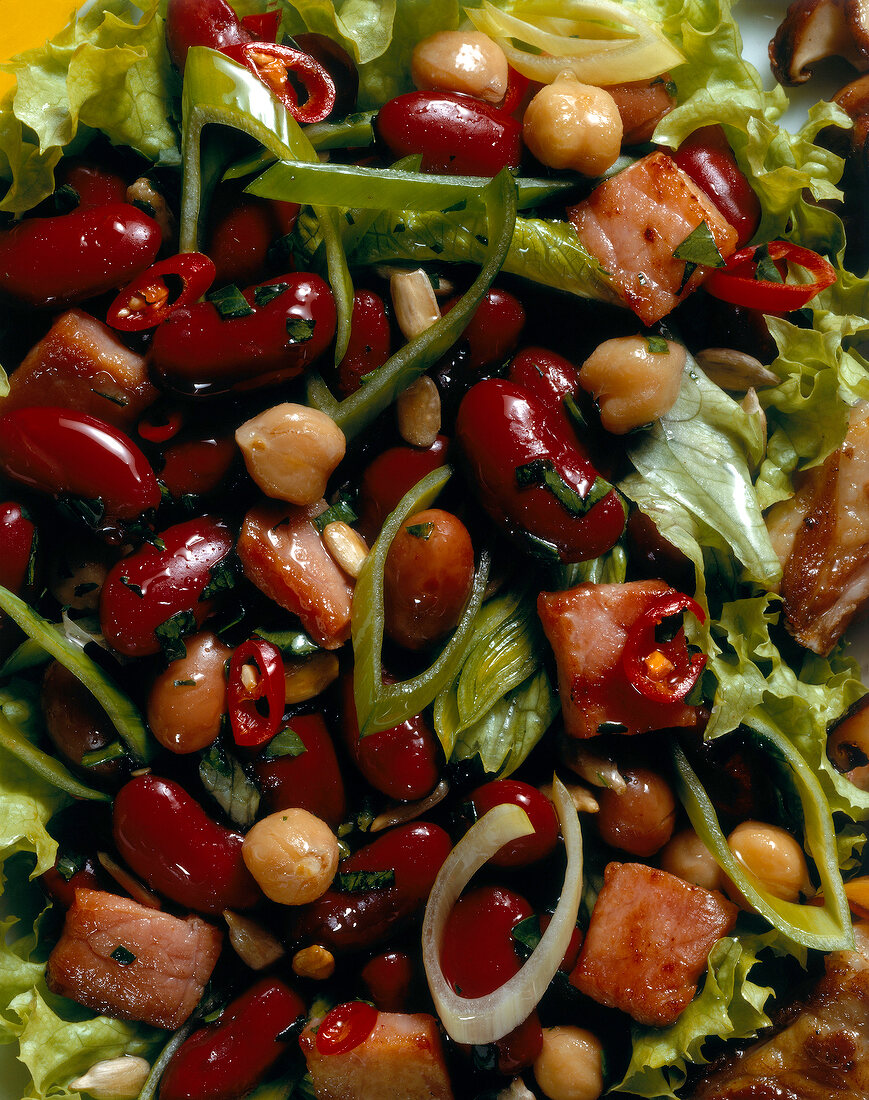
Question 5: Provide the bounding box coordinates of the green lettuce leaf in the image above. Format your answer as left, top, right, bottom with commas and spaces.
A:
616, 933, 775, 1099
0, 0, 179, 214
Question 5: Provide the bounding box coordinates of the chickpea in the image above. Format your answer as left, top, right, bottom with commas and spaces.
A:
660, 829, 722, 892
523, 72, 622, 176
533, 1026, 604, 1100
596, 767, 676, 858
235, 403, 346, 506
242, 808, 339, 905
384, 508, 475, 650
146, 632, 231, 754
726, 820, 811, 904
579, 335, 686, 434
411, 31, 508, 105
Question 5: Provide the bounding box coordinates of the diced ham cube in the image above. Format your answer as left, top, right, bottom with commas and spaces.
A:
46, 889, 222, 1029
237, 499, 354, 649
537, 580, 700, 739
570, 862, 736, 1026
301, 1011, 454, 1100
568, 152, 738, 325
0, 310, 157, 428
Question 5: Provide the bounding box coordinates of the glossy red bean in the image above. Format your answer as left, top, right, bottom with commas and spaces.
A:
165, 0, 251, 71
0, 501, 36, 594
293, 32, 359, 119
289, 822, 452, 953
160, 978, 305, 1100
336, 290, 392, 396
383, 508, 475, 651
99, 516, 233, 657
316, 1001, 379, 1055
508, 347, 584, 441
447, 287, 526, 371
672, 126, 760, 248
0, 407, 161, 522
356, 435, 450, 541
55, 159, 128, 209
149, 272, 336, 396
206, 187, 300, 288
42, 661, 125, 782
441, 885, 543, 1073
340, 672, 441, 801
0, 202, 161, 309
159, 434, 237, 498
254, 712, 346, 826
113, 775, 260, 913
376, 91, 522, 176
360, 951, 414, 1013
456, 379, 625, 563
467, 780, 559, 868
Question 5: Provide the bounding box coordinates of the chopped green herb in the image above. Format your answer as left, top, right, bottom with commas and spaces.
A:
337, 869, 396, 892
677, 260, 698, 295
597, 721, 629, 734
73, 582, 98, 597
253, 282, 289, 307
673, 222, 725, 267
110, 945, 136, 966
56, 853, 84, 882
90, 388, 129, 408
442, 199, 467, 214
57, 494, 105, 530
511, 914, 543, 958
200, 557, 238, 601
263, 726, 307, 759
207, 284, 255, 318
252, 627, 320, 659
312, 496, 357, 533
174, 678, 196, 687
199, 742, 261, 829
52, 183, 79, 214
154, 610, 198, 663
755, 245, 785, 284
563, 393, 586, 429
646, 336, 670, 354
287, 317, 316, 343
405, 522, 434, 540
119, 575, 144, 599
515, 459, 613, 517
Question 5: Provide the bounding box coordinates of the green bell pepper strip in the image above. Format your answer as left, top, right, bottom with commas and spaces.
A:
307, 168, 517, 439
0, 708, 110, 802
673, 720, 853, 953
0, 586, 154, 765
179, 47, 353, 362
352, 466, 491, 736
246, 159, 583, 213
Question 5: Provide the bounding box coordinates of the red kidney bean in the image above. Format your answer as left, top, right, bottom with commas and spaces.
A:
0, 203, 160, 309
672, 126, 760, 248
160, 978, 305, 1100
356, 435, 450, 541
507, 347, 584, 442
446, 287, 526, 372
206, 185, 300, 289
456, 379, 625, 563
99, 516, 233, 657
376, 91, 522, 176
55, 159, 128, 209
149, 272, 336, 396
441, 885, 543, 1074
383, 508, 475, 651
0, 407, 161, 522
289, 822, 452, 953
336, 290, 392, 396
340, 672, 441, 801
41, 661, 125, 782
360, 951, 414, 1013
467, 780, 559, 868
165, 0, 251, 71
41, 852, 101, 909
293, 32, 359, 119
0, 501, 36, 595
254, 712, 346, 826
113, 775, 260, 912
159, 434, 238, 499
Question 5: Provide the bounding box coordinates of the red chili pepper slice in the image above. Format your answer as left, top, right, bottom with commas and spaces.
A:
241, 10, 282, 41
137, 404, 186, 444
500, 66, 530, 115
315, 1002, 378, 1056
228, 639, 286, 747
622, 592, 707, 705
704, 240, 837, 313
238, 41, 336, 123
107, 253, 216, 332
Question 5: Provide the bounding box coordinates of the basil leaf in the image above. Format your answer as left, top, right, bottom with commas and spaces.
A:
199, 742, 261, 830
263, 727, 307, 759
201, 557, 238, 601
511, 914, 542, 958
253, 628, 320, 659
515, 458, 613, 517
253, 282, 288, 307
110, 945, 137, 965
287, 317, 316, 343
673, 222, 725, 267
755, 245, 785, 284
312, 496, 357, 533
336, 869, 395, 892
207, 284, 254, 318
154, 610, 198, 663
646, 336, 670, 354
405, 522, 433, 540
119, 575, 144, 598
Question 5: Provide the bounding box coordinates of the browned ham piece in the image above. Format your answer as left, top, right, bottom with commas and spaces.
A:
301, 1011, 454, 1100
46, 889, 222, 1029
766, 402, 869, 655
568, 152, 738, 326
692, 923, 869, 1099
538, 581, 700, 739
570, 862, 737, 1027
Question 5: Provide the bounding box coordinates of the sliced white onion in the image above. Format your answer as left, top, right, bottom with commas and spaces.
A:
371, 779, 450, 833
61, 609, 110, 652
422, 776, 583, 1045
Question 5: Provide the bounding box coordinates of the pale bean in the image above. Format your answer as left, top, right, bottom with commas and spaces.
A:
534, 1026, 604, 1100
146, 632, 231, 754
523, 73, 622, 176
580, 335, 686, 433
242, 808, 339, 905
412, 31, 508, 104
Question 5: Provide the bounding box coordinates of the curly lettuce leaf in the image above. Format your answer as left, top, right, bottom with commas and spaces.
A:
0, 0, 179, 214
616, 934, 775, 1099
